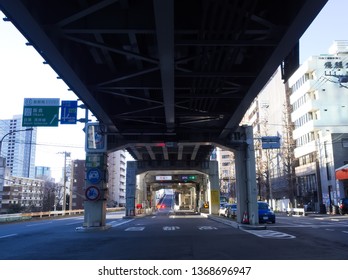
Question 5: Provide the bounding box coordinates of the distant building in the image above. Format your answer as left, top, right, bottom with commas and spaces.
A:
35, 166, 52, 180
1, 176, 44, 213
288, 40, 348, 211
70, 159, 86, 210
107, 150, 127, 207
216, 148, 236, 202
241, 67, 292, 210
0, 115, 37, 178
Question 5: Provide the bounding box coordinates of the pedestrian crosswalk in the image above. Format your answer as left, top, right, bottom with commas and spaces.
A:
108, 222, 299, 239
120, 225, 220, 231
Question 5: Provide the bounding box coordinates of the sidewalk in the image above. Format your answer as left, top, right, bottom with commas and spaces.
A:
201, 213, 267, 230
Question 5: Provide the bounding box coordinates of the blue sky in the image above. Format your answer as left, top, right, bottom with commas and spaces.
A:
300, 0, 348, 62
0, 0, 346, 179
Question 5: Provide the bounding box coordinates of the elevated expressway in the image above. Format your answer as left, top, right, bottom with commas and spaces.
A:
0, 0, 328, 227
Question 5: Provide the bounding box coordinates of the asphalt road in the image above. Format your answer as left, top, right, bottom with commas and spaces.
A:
0, 210, 348, 260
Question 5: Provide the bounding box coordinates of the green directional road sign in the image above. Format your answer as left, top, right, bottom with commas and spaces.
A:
22, 98, 60, 127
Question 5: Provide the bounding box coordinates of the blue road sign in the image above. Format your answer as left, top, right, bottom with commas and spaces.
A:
87, 168, 102, 184
261, 136, 281, 149
85, 186, 100, 201
60, 100, 77, 124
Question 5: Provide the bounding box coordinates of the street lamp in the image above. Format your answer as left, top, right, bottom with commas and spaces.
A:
0, 128, 33, 157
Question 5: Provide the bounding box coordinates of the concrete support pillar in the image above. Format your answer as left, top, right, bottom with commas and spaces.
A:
125, 161, 137, 217
234, 126, 258, 225
208, 161, 220, 215
79, 153, 109, 230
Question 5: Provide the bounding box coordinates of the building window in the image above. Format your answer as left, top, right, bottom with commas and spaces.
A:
326, 163, 332, 180
342, 138, 348, 148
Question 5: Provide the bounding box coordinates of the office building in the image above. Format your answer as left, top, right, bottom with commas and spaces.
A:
288, 40, 348, 211
35, 166, 52, 180
0, 115, 37, 178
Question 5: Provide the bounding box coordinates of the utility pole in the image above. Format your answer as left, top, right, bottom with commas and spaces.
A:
69, 159, 74, 214
58, 151, 70, 214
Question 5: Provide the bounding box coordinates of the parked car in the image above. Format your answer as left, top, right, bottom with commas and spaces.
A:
338, 198, 348, 215
258, 201, 276, 223
304, 201, 315, 212
219, 203, 232, 217
227, 203, 237, 219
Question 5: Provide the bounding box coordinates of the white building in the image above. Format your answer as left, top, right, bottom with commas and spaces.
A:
107, 149, 127, 207
0, 115, 37, 178
241, 67, 292, 209
288, 40, 348, 211
216, 148, 236, 202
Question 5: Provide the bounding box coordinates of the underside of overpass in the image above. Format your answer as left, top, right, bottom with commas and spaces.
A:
0, 0, 328, 228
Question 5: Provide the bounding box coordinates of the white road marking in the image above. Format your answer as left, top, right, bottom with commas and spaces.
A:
163, 226, 180, 231
244, 229, 296, 239
0, 234, 18, 239
125, 226, 145, 231
198, 226, 218, 230
65, 221, 83, 225
110, 219, 133, 228
26, 222, 52, 227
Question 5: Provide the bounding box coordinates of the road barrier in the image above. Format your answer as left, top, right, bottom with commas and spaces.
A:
0, 207, 125, 222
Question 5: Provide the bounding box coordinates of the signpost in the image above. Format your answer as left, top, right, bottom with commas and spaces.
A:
22, 98, 60, 127
60, 100, 77, 124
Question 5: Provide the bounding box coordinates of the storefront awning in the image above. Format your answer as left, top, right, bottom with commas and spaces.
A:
335, 164, 348, 180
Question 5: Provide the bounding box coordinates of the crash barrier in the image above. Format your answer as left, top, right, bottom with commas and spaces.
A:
286, 207, 305, 216
0, 207, 125, 223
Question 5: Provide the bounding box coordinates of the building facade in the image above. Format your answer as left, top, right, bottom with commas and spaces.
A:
241, 67, 294, 210
0, 115, 37, 178
1, 176, 44, 213
107, 150, 127, 207
70, 159, 86, 210
35, 166, 52, 180
216, 148, 236, 203
288, 40, 348, 211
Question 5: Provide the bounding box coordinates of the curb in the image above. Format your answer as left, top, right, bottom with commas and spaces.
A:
202, 213, 267, 230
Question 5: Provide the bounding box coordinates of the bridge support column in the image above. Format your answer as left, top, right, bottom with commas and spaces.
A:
234, 126, 258, 225
78, 153, 109, 231
208, 161, 220, 215
125, 161, 137, 217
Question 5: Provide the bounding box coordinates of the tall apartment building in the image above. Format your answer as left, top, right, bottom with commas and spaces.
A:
288, 40, 348, 211
107, 150, 126, 207
0, 115, 37, 178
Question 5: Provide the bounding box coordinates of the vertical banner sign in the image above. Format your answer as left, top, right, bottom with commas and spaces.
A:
22, 98, 60, 127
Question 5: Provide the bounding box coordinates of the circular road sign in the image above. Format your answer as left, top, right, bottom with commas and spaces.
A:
87, 168, 102, 184
85, 186, 100, 201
